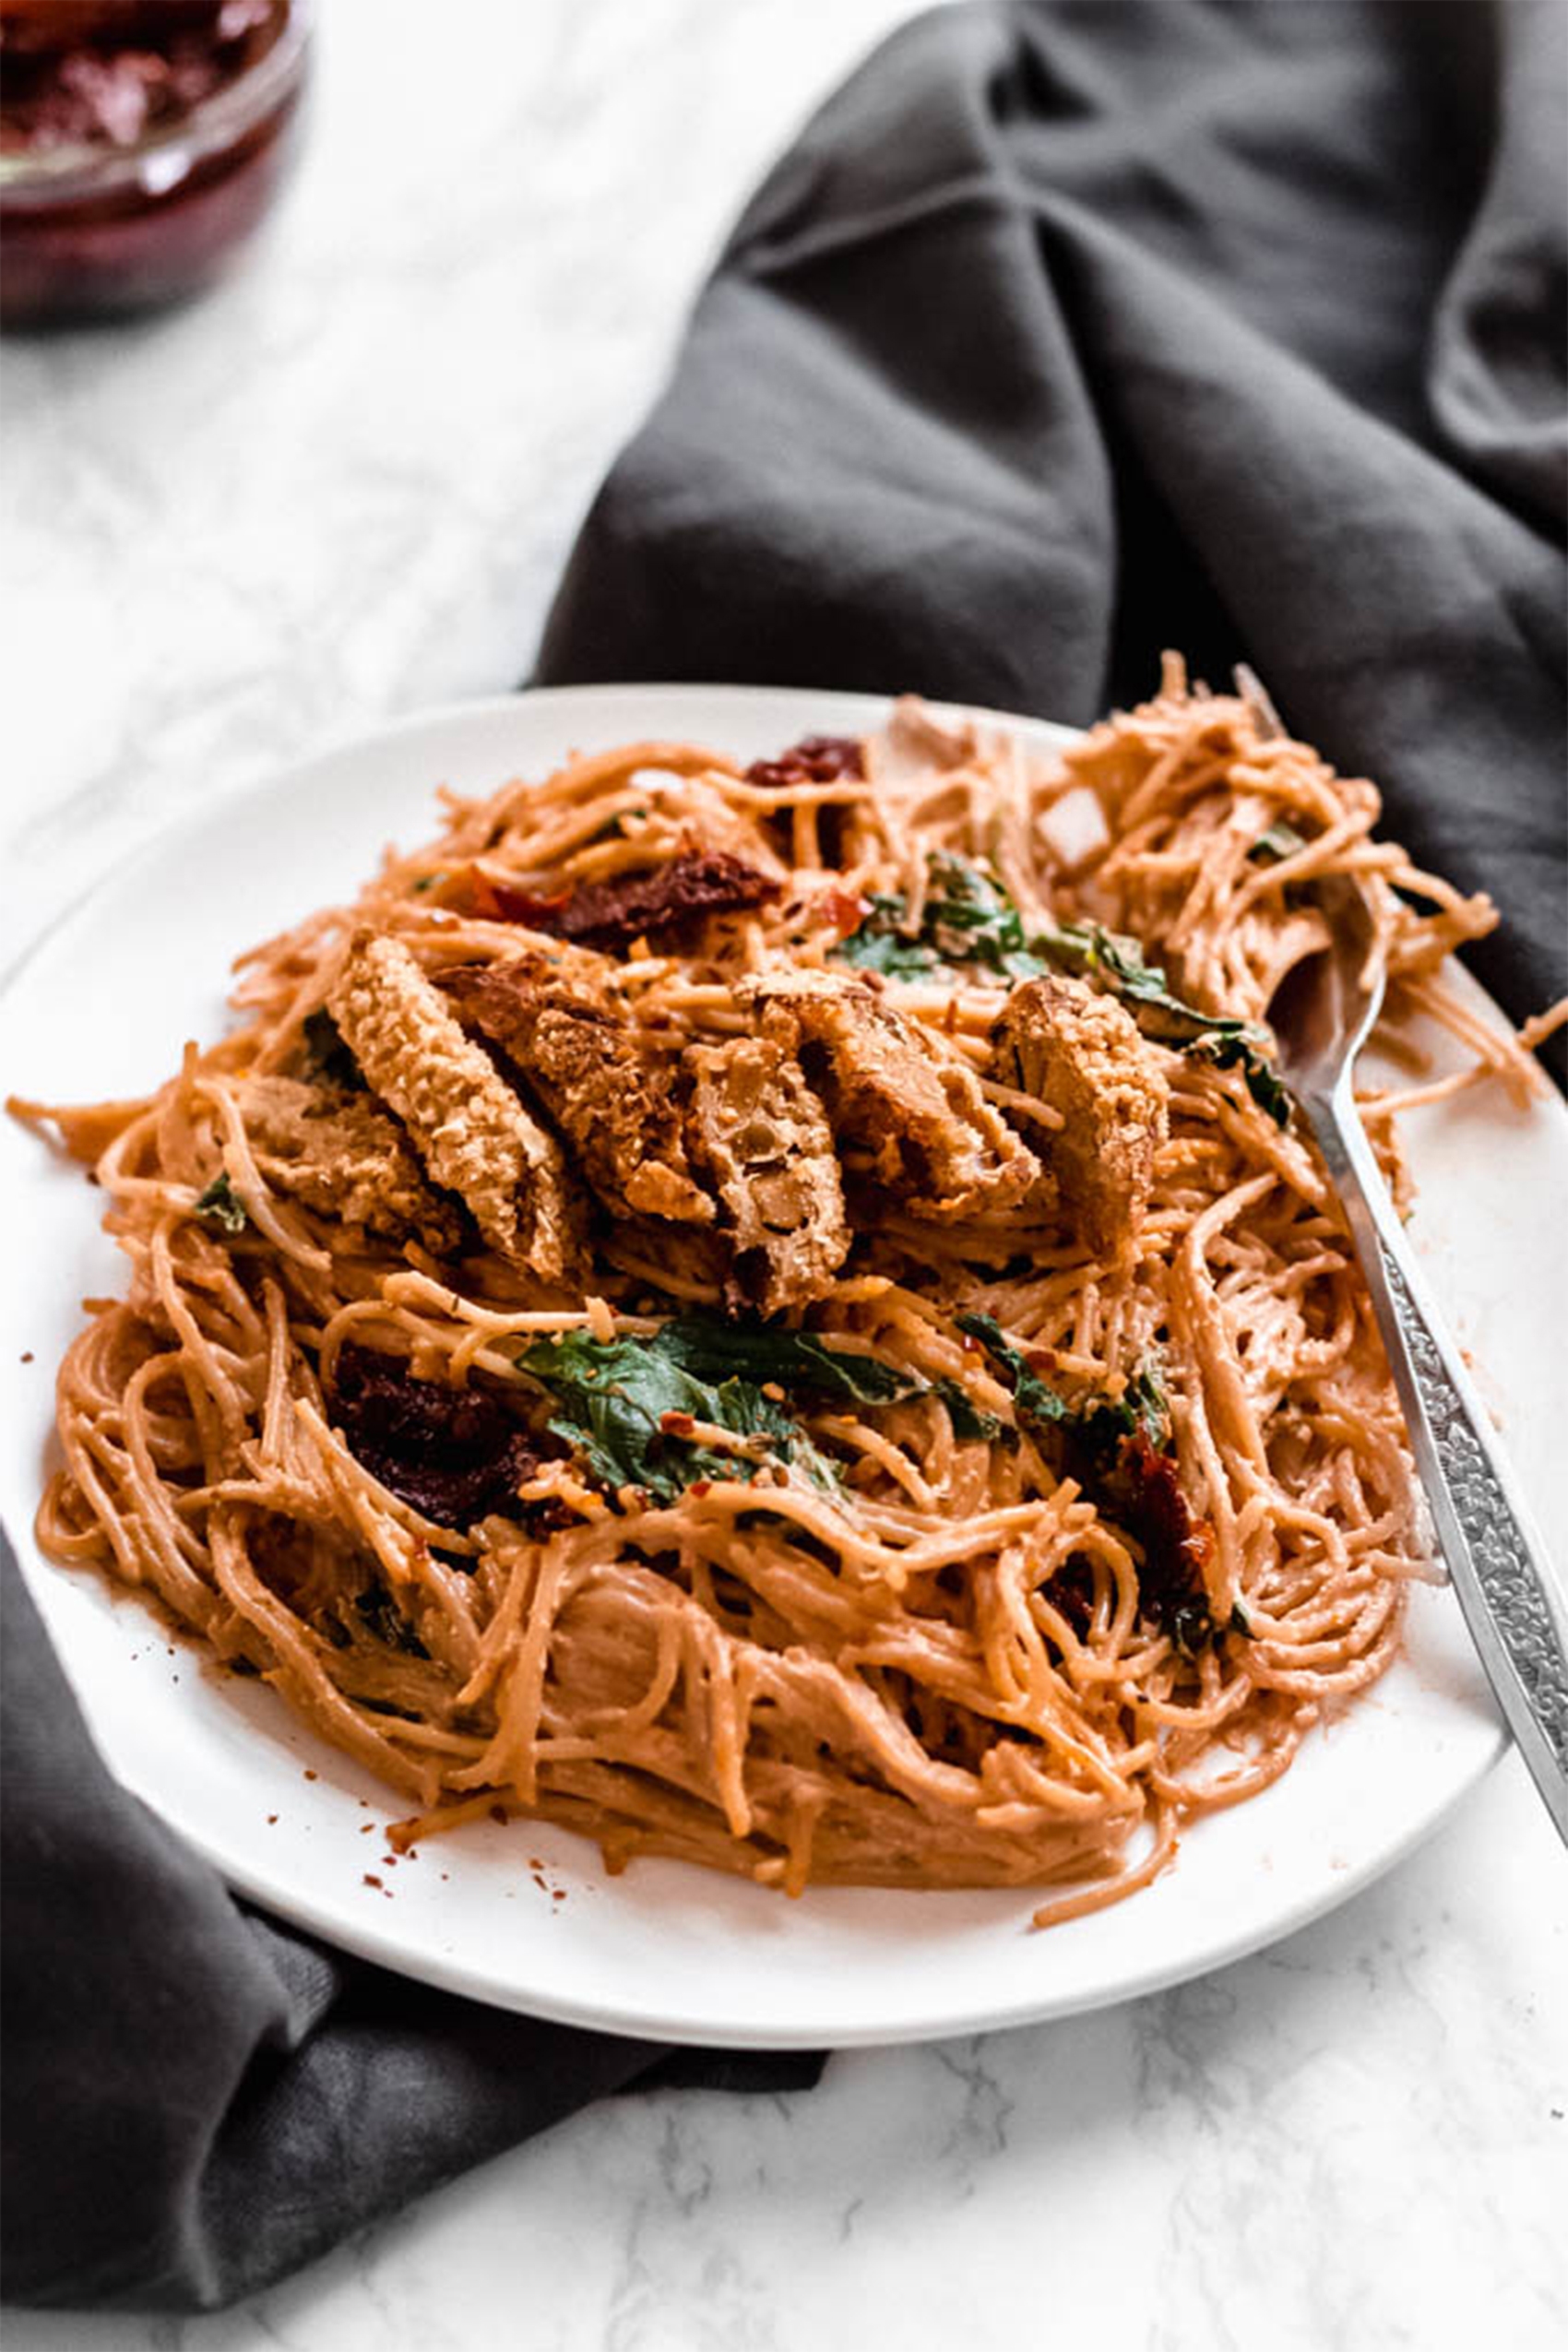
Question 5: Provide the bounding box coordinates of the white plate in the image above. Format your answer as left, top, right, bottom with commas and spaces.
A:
2, 685, 1562, 2049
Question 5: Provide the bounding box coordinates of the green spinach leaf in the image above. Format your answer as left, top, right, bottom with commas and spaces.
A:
1250, 818, 1308, 864
653, 1316, 922, 1406
1030, 921, 1239, 1034
933, 1377, 1007, 1443
835, 855, 1046, 981
1185, 1030, 1291, 1126
1076, 1360, 1170, 1455
512, 1325, 838, 1502
835, 891, 939, 977
955, 1313, 1071, 1437
1031, 921, 1292, 1123
194, 1172, 248, 1234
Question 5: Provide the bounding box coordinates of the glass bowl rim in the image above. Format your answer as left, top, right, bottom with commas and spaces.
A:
0, 0, 313, 204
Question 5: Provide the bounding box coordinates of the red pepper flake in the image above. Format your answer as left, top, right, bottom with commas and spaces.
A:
689, 1479, 712, 1498
659, 1409, 697, 1438
19, 1351, 33, 1364
817, 887, 868, 940
552, 1888, 567, 1903
266, 1813, 278, 1826
303, 1769, 318, 1781
362, 1873, 383, 1890
490, 1803, 508, 1826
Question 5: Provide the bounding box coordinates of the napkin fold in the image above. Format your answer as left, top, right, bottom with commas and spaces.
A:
7, 0, 1566, 2317
540, 0, 1567, 1074
0, 1538, 820, 2311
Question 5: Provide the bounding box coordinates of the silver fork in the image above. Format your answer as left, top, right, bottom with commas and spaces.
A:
1266, 869, 1568, 1843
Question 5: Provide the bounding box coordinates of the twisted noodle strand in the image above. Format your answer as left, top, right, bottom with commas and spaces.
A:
15, 671, 1561, 1924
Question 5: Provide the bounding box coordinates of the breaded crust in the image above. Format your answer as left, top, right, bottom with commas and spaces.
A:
991, 971, 1169, 1257
327, 930, 577, 1280
239, 1075, 464, 1254
437, 955, 713, 1226
742, 967, 1039, 1222
683, 1034, 849, 1313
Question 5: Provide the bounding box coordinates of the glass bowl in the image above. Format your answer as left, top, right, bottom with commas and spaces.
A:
1, 0, 312, 329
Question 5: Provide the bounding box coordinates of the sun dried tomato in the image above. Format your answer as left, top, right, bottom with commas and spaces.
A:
1092, 1431, 1218, 1645
330, 1345, 554, 1529
468, 848, 779, 954
744, 735, 865, 791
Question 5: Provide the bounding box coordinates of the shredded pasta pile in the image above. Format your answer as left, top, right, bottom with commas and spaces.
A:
16, 662, 1561, 1924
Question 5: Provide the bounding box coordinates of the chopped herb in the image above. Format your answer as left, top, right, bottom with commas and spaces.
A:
1251, 818, 1308, 864
1186, 1030, 1291, 1127
1076, 1360, 1170, 1455
1032, 921, 1291, 1125
194, 1173, 247, 1234
511, 1324, 838, 1503
835, 891, 940, 977
918, 854, 1047, 980
410, 870, 449, 896
832, 861, 1294, 1123
958, 1315, 1171, 1454
1229, 1600, 1253, 1638
934, 1377, 1006, 1443
1030, 921, 1235, 1034
956, 1313, 1071, 1437
956, 1317, 1220, 1646
298, 1006, 366, 1091
836, 854, 1048, 981
1169, 1596, 1217, 1657
355, 1587, 430, 1657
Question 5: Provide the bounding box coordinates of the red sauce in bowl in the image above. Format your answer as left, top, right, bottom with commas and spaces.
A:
1, 1, 310, 327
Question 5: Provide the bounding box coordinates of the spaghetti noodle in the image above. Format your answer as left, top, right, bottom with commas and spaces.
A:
14, 662, 1562, 1924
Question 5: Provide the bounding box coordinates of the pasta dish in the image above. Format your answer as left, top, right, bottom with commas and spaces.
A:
13, 663, 1561, 1925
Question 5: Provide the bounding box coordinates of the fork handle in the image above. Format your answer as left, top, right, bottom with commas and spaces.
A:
1303, 1082, 1568, 1844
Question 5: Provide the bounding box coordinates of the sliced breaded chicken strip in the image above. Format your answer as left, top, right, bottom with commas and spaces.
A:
865, 696, 980, 789
436, 954, 713, 1227
991, 971, 1168, 1257
239, 1075, 464, 1254
683, 1034, 849, 1313
741, 967, 1039, 1222
327, 930, 577, 1280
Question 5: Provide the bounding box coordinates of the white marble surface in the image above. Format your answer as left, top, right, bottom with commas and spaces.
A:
2, 3, 1566, 2345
